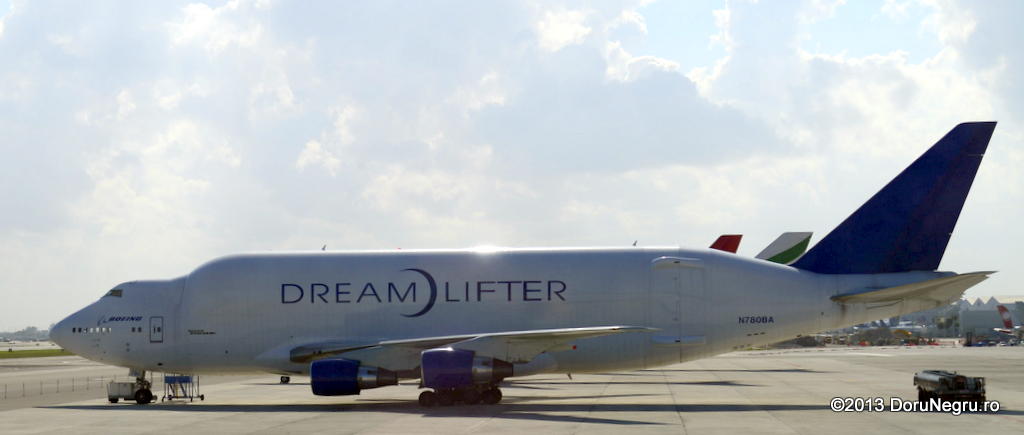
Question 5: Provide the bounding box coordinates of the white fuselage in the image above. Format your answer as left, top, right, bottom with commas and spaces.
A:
52, 247, 948, 376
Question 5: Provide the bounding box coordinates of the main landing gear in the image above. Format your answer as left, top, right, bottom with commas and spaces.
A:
418, 385, 502, 407
280, 376, 291, 384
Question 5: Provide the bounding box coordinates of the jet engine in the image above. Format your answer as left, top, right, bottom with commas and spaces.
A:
310, 358, 398, 396
420, 348, 513, 389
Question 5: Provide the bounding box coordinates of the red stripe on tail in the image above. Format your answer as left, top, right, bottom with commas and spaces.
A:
710, 235, 742, 253
998, 305, 1013, 329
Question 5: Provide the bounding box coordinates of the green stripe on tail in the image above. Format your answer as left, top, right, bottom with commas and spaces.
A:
756, 232, 813, 265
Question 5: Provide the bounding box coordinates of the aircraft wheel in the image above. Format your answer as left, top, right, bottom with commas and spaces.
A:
134, 388, 153, 405
418, 391, 437, 407
481, 387, 502, 405
436, 390, 455, 406
917, 388, 927, 402
280, 376, 291, 384
108, 398, 118, 404
461, 388, 481, 405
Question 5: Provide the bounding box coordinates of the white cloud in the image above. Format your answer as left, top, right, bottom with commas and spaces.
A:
331, 105, 358, 145
153, 82, 208, 111
607, 9, 647, 34
536, 9, 592, 52
921, 0, 977, 45
46, 33, 78, 54
295, 140, 340, 175
605, 40, 680, 81
167, 0, 263, 54
800, 0, 848, 24
448, 71, 506, 112
116, 89, 136, 120
881, 0, 913, 19
249, 72, 297, 117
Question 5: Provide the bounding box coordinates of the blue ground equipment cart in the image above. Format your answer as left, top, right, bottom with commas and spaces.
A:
162, 374, 204, 402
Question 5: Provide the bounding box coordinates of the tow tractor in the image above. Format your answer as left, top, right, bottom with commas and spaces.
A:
914, 370, 985, 402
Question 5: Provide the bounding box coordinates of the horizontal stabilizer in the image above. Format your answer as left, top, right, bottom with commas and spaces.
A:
831, 271, 993, 304
755, 232, 812, 264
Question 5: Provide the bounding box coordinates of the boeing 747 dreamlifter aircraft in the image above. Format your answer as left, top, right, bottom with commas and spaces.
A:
52, 122, 996, 407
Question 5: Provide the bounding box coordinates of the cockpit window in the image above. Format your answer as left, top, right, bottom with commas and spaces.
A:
104, 288, 123, 298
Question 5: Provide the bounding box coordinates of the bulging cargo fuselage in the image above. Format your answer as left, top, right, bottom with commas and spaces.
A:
51, 246, 949, 376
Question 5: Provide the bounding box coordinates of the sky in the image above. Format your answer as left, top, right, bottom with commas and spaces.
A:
1, 0, 1021, 331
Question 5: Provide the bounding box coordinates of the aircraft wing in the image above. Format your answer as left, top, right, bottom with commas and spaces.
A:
831, 272, 994, 311
289, 325, 655, 370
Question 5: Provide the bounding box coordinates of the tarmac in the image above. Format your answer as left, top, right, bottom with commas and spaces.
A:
2, 345, 1023, 434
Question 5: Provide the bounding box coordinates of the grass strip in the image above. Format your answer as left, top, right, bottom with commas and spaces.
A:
0, 348, 73, 359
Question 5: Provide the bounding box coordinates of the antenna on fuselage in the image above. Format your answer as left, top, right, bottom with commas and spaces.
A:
321, 245, 326, 251
632, 240, 637, 247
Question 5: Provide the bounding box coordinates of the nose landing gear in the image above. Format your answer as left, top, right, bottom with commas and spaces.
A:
418, 385, 502, 407
106, 370, 154, 405
134, 388, 154, 405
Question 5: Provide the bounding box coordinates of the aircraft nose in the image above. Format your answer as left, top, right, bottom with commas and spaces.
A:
50, 316, 72, 350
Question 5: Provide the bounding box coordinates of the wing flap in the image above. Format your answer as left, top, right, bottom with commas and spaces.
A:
289, 325, 655, 368
445, 326, 655, 363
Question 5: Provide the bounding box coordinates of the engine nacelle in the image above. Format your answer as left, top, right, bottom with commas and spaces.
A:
310, 358, 398, 396
421, 348, 513, 390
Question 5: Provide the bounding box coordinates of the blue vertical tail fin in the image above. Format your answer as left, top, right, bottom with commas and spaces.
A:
792, 122, 996, 274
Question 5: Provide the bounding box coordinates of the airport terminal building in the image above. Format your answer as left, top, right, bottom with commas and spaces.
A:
958, 297, 1024, 340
